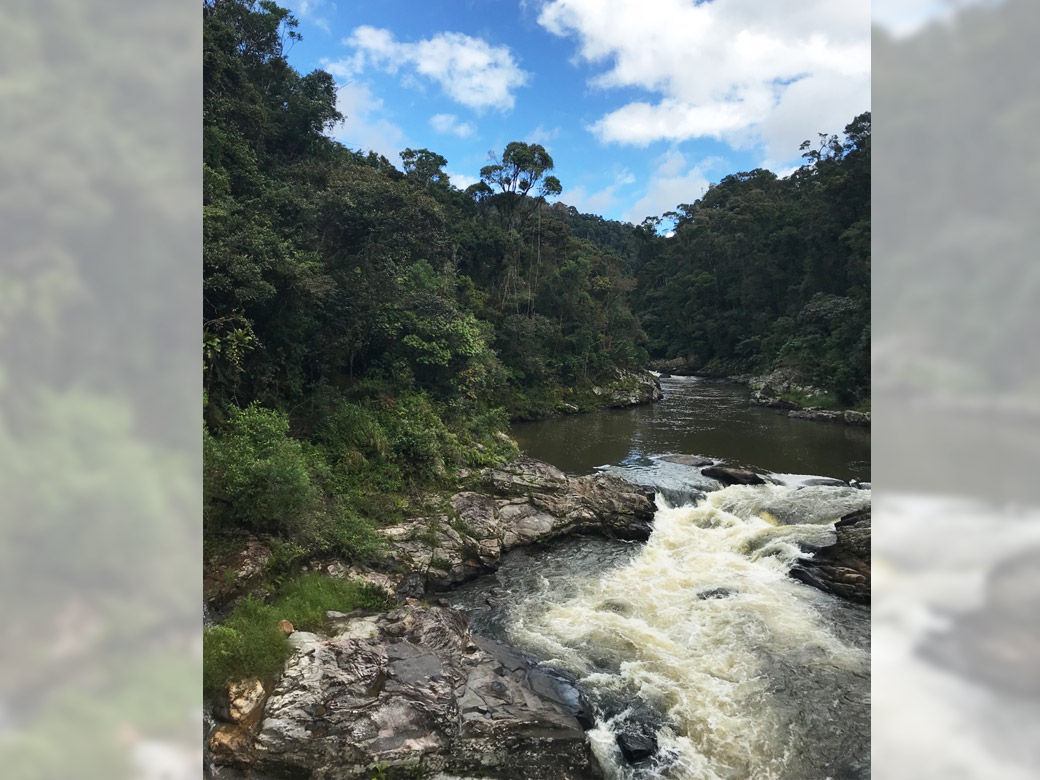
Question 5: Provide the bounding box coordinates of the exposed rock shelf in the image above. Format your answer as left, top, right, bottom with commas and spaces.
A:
320, 457, 657, 597
208, 606, 601, 779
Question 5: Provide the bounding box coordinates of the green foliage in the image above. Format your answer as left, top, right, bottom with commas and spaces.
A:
275, 574, 393, 630
203, 597, 291, 696
631, 115, 871, 404
204, 403, 383, 557
203, 574, 393, 694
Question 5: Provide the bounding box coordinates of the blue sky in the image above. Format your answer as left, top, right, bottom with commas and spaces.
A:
280, 0, 873, 224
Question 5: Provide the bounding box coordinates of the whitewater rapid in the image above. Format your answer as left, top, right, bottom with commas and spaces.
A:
450, 483, 871, 780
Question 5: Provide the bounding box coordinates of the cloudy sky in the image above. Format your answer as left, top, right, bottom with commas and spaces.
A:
281, 0, 878, 223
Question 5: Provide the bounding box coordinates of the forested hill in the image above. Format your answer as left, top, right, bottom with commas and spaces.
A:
204, 0, 649, 561
632, 117, 871, 404
203, 0, 869, 563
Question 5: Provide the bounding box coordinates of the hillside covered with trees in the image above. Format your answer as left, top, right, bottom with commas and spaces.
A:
203, 0, 651, 568
203, 0, 870, 570
631, 116, 871, 404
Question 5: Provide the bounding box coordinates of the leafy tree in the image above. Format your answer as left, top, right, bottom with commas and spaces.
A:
479, 142, 562, 230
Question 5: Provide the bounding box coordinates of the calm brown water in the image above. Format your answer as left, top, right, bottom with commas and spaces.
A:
512, 376, 870, 482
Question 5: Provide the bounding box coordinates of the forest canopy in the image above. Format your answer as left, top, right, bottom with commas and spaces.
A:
203, 0, 869, 562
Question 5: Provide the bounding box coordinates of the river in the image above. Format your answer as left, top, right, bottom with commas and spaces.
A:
512, 375, 870, 482
448, 376, 871, 779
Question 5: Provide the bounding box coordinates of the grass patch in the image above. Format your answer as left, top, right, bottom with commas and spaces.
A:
203, 574, 393, 695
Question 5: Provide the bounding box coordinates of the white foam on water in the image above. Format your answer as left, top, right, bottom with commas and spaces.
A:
505, 484, 870, 779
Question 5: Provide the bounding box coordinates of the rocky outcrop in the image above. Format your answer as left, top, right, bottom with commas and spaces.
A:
701, 465, 767, 486
747, 369, 870, 427
204, 537, 273, 613
210, 606, 601, 779
372, 458, 657, 594
790, 508, 870, 604
592, 369, 662, 408
749, 368, 828, 406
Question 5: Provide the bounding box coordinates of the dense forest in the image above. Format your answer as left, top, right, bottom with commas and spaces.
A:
631, 118, 871, 403
203, 0, 870, 566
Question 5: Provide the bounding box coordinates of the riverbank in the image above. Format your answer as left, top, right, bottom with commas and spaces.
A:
648, 359, 869, 427
508, 367, 662, 421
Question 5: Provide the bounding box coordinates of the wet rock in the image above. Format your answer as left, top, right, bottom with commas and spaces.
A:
212, 607, 600, 779
764, 486, 870, 526
788, 409, 843, 423
697, 587, 734, 600
800, 477, 848, 488
658, 454, 714, 467
701, 465, 766, 486
376, 458, 656, 594
790, 507, 870, 604
209, 723, 255, 766
616, 730, 658, 764
843, 410, 870, 426
658, 487, 708, 507
749, 369, 829, 407
592, 369, 663, 408
396, 571, 427, 601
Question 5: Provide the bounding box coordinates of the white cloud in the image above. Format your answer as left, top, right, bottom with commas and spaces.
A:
329, 27, 529, 112
538, 0, 870, 159
430, 113, 477, 139
329, 82, 407, 161
622, 150, 715, 224
872, 0, 997, 39
525, 125, 561, 147
447, 171, 479, 190
287, 0, 333, 33
566, 169, 636, 216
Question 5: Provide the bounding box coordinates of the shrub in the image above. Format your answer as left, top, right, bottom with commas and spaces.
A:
205, 403, 383, 559
204, 404, 322, 536
203, 575, 394, 695
203, 597, 289, 696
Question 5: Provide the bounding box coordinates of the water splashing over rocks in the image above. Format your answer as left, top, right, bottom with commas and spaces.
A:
450, 483, 871, 780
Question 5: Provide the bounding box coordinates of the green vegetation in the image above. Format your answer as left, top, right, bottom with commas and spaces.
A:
631, 115, 871, 406
203, 574, 392, 694
201, 1, 871, 692
203, 0, 647, 566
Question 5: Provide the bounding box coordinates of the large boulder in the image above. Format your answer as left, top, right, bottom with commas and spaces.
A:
749, 368, 830, 407
790, 508, 871, 604
378, 458, 657, 594
591, 369, 662, 408
213, 607, 600, 779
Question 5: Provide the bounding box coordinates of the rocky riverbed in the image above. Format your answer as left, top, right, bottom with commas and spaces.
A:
206, 456, 871, 779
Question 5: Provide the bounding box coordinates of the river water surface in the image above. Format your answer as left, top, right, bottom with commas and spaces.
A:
449, 377, 871, 779
512, 376, 870, 482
